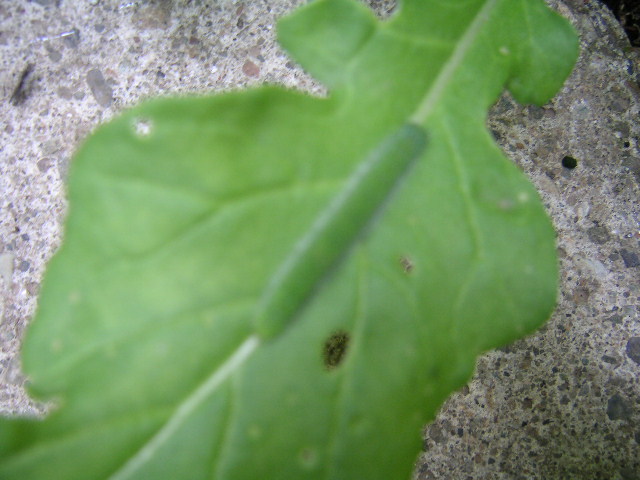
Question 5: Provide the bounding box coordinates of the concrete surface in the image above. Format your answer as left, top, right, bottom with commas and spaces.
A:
0, 0, 638, 478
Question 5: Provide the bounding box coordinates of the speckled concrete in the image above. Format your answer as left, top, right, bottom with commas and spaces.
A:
0, 0, 638, 478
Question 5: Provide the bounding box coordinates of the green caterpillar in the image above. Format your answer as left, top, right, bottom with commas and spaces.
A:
255, 123, 428, 339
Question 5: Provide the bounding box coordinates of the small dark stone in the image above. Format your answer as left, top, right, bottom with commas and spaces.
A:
606, 315, 623, 325
242, 60, 260, 77
626, 337, 640, 365
37, 158, 53, 172
587, 225, 610, 245
610, 96, 631, 113
86, 69, 113, 108
18, 260, 30, 272
490, 129, 503, 142
620, 249, 640, 268
602, 354, 619, 365
572, 287, 590, 304
528, 105, 545, 119
607, 394, 632, 421
426, 424, 446, 444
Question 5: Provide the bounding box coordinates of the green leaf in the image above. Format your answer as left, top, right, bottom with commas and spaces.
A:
0, 0, 578, 478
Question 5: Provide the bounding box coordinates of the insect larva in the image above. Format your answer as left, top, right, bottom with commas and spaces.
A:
255, 123, 428, 339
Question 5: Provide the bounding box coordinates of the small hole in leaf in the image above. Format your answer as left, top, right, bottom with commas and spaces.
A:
322, 330, 350, 370
132, 117, 154, 138
562, 155, 577, 169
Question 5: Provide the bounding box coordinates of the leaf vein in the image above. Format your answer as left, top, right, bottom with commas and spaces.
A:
323, 252, 369, 480
410, 0, 498, 124
107, 335, 259, 480
209, 376, 237, 480
38, 296, 254, 381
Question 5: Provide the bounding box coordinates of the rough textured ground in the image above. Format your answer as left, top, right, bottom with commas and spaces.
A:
0, 0, 638, 478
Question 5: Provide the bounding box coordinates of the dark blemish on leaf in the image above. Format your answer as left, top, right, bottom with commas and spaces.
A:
323, 330, 350, 370
400, 256, 414, 273
10, 63, 35, 106
562, 155, 578, 169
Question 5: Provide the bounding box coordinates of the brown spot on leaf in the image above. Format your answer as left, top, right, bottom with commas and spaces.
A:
323, 330, 350, 370
400, 256, 414, 273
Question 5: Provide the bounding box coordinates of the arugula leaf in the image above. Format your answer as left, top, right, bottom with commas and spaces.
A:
0, 0, 578, 478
